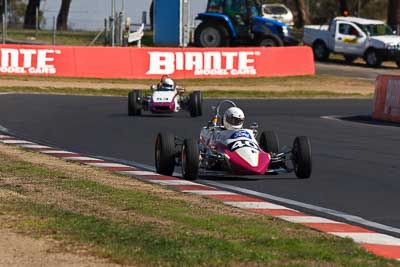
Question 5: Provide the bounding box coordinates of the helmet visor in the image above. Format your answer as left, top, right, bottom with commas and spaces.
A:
227, 115, 244, 126
161, 82, 174, 91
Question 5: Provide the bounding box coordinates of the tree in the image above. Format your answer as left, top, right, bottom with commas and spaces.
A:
294, 0, 310, 27
387, 0, 400, 31
57, 0, 72, 30
23, 0, 40, 29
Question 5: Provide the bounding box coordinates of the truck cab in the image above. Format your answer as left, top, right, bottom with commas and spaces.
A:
194, 0, 297, 47
303, 17, 400, 67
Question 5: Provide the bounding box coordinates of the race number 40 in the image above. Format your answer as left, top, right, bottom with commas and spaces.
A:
229, 140, 259, 151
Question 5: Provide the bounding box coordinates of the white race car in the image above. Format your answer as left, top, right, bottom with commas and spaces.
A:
128, 76, 202, 117
155, 100, 312, 180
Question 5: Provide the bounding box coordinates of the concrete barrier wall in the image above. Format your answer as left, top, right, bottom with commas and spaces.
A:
373, 75, 400, 123
0, 45, 315, 79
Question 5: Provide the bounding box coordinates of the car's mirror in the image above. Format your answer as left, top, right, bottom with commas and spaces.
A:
176, 86, 185, 94
250, 122, 259, 137
150, 85, 157, 91
250, 122, 259, 130
393, 30, 397, 35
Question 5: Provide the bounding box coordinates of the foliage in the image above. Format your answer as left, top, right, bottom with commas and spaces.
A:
0, 0, 27, 25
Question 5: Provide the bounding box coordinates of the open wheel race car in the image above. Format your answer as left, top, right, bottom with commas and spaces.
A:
155, 100, 312, 180
128, 76, 202, 117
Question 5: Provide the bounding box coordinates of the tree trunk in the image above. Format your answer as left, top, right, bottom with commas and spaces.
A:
57, 0, 72, 30
23, 0, 40, 29
294, 0, 310, 28
387, 0, 400, 31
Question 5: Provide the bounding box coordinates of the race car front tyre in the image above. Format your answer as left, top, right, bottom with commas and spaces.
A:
181, 139, 199, 180
259, 131, 280, 154
155, 132, 175, 176
292, 136, 312, 179
189, 91, 202, 117
128, 90, 142, 116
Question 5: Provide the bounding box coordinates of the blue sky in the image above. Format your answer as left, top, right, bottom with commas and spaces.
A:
41, 0, 207, 30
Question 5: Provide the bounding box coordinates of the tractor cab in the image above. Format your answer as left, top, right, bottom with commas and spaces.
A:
207, 0, 260, 36
195, 0, 297, 47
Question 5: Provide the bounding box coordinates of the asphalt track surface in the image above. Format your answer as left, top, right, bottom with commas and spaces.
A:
1, 94, 400, 236
315, 60, 399, 80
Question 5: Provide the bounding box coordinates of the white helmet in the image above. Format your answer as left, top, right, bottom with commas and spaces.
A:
161, 77, 175, 90
223, 107, 245, 130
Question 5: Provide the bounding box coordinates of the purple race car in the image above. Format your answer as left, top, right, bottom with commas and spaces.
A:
155, 100, 312, 180
128, 76, 202, 117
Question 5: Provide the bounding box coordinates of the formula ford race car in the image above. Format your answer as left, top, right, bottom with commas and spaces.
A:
128, 76, 202, 117
155, 100, 312, 180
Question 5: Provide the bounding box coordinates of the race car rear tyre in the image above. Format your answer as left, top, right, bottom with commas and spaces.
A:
259, 131, 280, 154
292, 136, 312, 179
155, 132, 175, 176
181, 139, 199, 180
128, 90, 142, 116
189, 91, 202, 117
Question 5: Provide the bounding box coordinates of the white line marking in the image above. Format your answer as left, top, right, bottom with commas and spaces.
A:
0, 134, 11, 138
331, 233, 400, 246
40, 150, 76, 154
320, 115, 399, 129
18, 144, 51, 149
224, 201, 295, 210
148, 180, 199, 186
118, 170, 159, 176
182, 190, 237, 195
278, 216, 342, 224
200, 180, 400, 236
87, 162, 132, 168
0, 124, 10, 133
64, 156, 103, 161
1, 140, 34, 144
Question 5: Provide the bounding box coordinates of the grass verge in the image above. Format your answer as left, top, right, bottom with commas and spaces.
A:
0, 74, 374, 98
0, 86, 372, 98
0, 144, 398, 266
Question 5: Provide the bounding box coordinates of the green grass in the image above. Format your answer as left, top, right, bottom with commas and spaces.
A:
6, 28, 105, 46
0, 151, 399, 266
4, 28, 154, 47
0, 86, 372, 99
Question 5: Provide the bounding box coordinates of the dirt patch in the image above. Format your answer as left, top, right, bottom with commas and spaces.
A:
0, 227, 119, 267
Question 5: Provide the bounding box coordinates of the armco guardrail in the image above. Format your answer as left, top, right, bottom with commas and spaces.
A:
373, 75, 400, 123
0, 45, 315, 79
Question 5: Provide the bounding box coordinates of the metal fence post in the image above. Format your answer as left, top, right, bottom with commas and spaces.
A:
4, 0, 8, 43
52, 16, 56, 45
35, 7, 39, 38
111, 0, 115, 47
2, 14, 5, 44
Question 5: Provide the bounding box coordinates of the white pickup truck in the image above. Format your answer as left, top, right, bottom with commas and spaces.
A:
303, 17, 400, 68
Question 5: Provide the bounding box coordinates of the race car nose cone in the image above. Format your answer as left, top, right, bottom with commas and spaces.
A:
236, 147, 259, 167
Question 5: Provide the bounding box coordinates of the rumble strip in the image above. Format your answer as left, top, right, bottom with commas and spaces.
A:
1, 133, 399, 261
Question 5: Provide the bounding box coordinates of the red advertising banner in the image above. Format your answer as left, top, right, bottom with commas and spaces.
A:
0, 45, 314, 79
